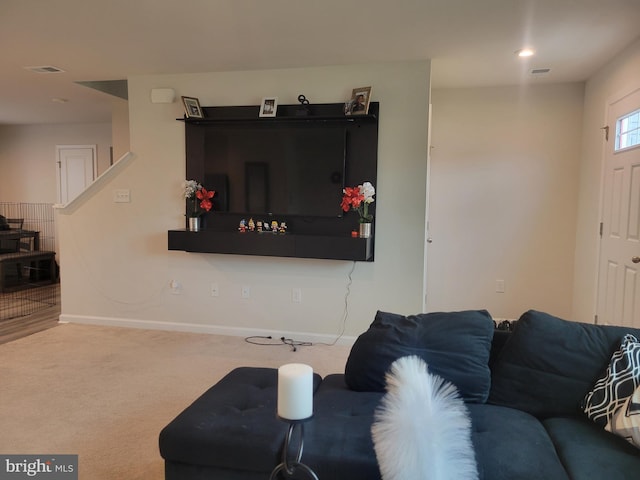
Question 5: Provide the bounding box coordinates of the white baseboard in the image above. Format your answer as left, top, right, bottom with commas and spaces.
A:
58, 314, 356, 346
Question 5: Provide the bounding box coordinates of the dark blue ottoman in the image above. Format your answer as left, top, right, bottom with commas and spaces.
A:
158, 367, 385, 480
160, 367, 304, 479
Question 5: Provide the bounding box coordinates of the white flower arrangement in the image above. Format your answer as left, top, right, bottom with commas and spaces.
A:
341, 181, 376, 223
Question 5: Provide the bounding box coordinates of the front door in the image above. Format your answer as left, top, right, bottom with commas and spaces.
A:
597, 88, 640, 327
56, 145, 97, 205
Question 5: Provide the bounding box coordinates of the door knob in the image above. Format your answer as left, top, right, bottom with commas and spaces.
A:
633, 256, 640, 264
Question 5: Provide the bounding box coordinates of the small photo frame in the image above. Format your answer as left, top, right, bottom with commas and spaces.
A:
181, 96, 204, 119
344, 86, 372, 115
259, 97, 278, 117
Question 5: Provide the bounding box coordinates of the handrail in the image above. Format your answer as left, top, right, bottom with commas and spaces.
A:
55, 152, 136, 215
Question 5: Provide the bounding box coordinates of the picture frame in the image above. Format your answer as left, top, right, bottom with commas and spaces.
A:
344, 86, 372, 115
181, 96, 204, 119
259, 97, 278, 118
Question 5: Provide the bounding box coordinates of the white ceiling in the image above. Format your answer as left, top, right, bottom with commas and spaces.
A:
1, 0, 639, 125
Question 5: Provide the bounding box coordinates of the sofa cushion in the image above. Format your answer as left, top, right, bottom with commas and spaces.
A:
309, 375, 568, 480
304, 374, 384, 479
468, 404, 569, 480
488, 310, 640, 418
543, 415, 640, 480
344, 310, 494, 403
582, 334, 640, 427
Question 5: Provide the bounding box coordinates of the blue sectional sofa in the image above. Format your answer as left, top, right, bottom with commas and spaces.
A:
159, 309, 640, 479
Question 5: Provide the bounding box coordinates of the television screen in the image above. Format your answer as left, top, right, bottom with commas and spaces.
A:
203, 123, 346, 217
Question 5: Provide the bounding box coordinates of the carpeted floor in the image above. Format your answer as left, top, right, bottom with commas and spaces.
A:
0, 323, 351, 479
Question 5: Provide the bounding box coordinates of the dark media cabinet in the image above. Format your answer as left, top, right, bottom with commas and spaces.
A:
167, 230, 373, 261
168, 102, 378, 261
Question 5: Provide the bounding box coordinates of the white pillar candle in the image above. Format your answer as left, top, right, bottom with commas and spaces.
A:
277, 363, 313, 420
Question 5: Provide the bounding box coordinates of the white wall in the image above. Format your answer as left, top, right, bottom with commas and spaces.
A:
56, 61, 431, 341
428, 83, 584, 320
111, 98, 130, 162
0, 123, 112, 202
573, 37, 640, 323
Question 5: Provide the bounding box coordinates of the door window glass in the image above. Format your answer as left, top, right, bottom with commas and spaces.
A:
616, 109, 640, 151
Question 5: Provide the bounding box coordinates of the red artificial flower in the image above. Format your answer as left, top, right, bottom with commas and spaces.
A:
196, 188, 215, 212
341, 186, 364, 212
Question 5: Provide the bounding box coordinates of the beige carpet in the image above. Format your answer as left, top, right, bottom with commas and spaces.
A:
0, 323, 351, 479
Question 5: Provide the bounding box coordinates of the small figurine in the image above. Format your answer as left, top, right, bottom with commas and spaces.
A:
256, 220, 263, 232
248, 218, 255, 232
263, 221, 270, 231
271, 220, 279, 233
279, 222, 288, 233
238, 219, 247, 233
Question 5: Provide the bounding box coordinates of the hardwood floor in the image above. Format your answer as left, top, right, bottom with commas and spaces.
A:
0, 284, 60, 345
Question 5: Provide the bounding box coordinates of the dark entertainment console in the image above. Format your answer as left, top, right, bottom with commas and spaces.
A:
168, 102, 379, 261
168, 230, 373, 261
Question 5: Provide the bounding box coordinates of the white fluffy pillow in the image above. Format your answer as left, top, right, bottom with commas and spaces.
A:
371, 355, 478, 480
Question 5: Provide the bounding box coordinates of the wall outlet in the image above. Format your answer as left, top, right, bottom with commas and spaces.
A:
241, 285, 251, 299
210, 283, 219, 297
292, 288, 302, 304
113, 189, 131, 203
170, 280, 182, 295
496, 279, 505, 293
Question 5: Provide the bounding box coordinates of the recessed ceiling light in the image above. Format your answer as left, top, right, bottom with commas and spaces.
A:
516, 48, 535, 57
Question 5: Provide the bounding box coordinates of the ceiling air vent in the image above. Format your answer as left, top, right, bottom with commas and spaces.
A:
24, 65, 65, 74
530, 68, 551, 77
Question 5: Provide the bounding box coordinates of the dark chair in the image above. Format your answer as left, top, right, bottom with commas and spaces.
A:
18, 235, 33, 252
6, 219, 32, 251
7, 218, 24, 230
0, 219, 32, 279
0, 238, 19, 254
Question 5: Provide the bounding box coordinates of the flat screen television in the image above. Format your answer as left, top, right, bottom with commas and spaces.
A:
203, 123, 347, 218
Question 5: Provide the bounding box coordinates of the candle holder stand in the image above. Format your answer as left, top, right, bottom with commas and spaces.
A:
269, 417, 319, 480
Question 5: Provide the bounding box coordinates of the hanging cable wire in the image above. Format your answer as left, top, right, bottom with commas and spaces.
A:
244, 260, 356, 351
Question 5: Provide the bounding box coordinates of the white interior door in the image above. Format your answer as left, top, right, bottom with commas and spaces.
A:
56, 145, 97, 204
597, 89, 640, 327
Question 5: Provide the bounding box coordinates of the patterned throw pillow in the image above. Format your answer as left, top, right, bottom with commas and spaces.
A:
607, 384, 640, 448
582, 334, 640, 427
